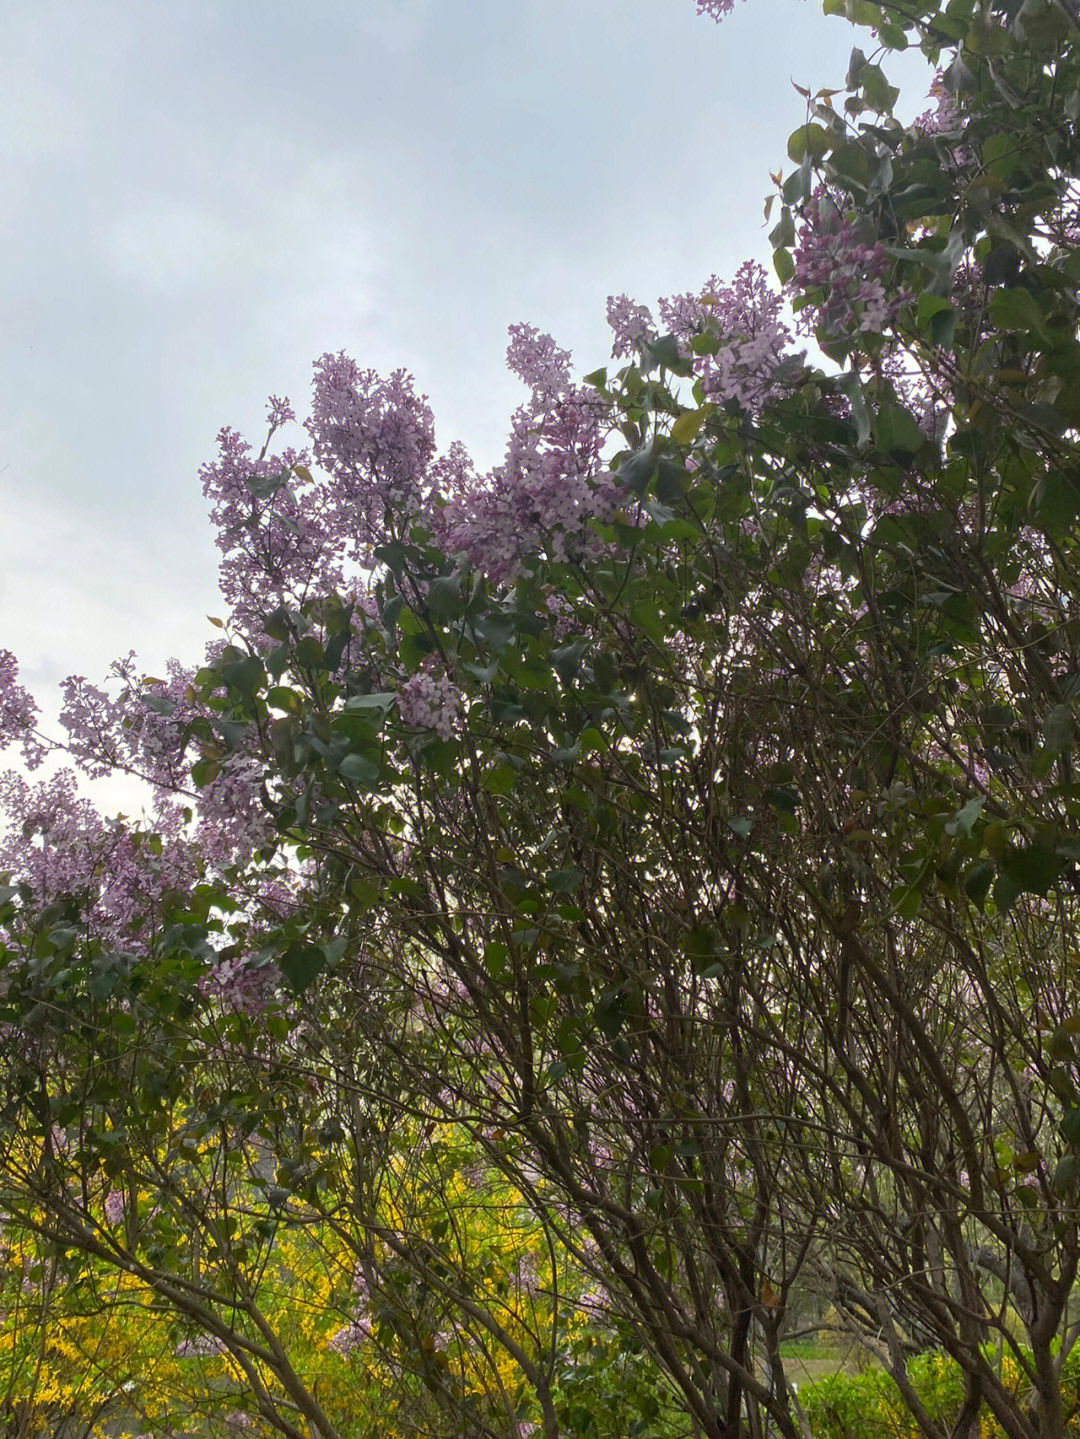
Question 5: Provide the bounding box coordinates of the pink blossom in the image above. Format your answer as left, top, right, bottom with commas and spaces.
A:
695, 0, 738, 19
442, 327, 616, 580
0, 769, 204, 946
307, 354, 436, 562
792, 195, 911, 338
659, 263, 796, 410
199, 954, 277, 1015
695, 0, 803, 19
396, 668, 462, 741
914, 72, 960, 138
328, 1315, 371, 1354
506, 323, 573, 403
606, 294, 655, 359
0, 652, 48, 770
200, 406, 342, 636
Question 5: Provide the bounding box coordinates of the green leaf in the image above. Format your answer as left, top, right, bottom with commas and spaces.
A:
484, 942, 509, 979
266, 686, 303, 714
1031, 471, 1080, 531
874, 404, 925, 454
343, 692, 396, 715
770, 206, 795, 249
649, 1144, 673, 1172
891, 884, 922, 919
646, 334, 693, 375
1044, 705, 1074, 756
615, 444, 659, 497
671, 408, 708, 445
544, 867, 582, 894
773, 248, 795, 285
1001, 844, 1064, 894
426, 574, 465, 619
946, 796, 985, 837
962, 861, 995, 905
280, 944, 325, 993
338, 753, 382, 789
917, 293, 956, 347
221, 655, 265, 696
860, 63, 899, 113
787, 124, 830, 162
1054, 1154, 1080, 1196
989, 287, 1048, 337
190, 758, 220, 788
294, 637, 325, 670
481, 765, 517, 796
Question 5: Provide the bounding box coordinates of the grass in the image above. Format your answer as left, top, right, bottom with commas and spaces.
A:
778, 1337, 875, 1388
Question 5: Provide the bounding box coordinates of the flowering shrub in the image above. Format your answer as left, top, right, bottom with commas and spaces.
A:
0, 3, 1077, 1439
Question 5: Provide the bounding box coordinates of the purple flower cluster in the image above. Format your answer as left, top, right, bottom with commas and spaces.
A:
611, 263, 795, 411
695, 0, 739, 19
0, 652, 47, 771
0, 768, 204, 946
441, 326, 616, 580
307, 354, 436, 564
914, 72, 959, 138
103, 1189, 126, 1225
328, 1267, 372, 1355
793, 195, 910, 338
199, 954, 277, 1015
328, 1316, 372, 1354
174, 1334, 226, 1358
695, 0, 803, 20
200, 407, 343, 637
606, 294, 655, 360
395, 668, 462, 741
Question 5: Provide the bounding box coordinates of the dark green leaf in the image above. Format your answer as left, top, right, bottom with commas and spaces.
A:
279, 944, 325, 993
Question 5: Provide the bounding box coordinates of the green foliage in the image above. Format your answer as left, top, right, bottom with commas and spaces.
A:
802, 1346, 1080, 1439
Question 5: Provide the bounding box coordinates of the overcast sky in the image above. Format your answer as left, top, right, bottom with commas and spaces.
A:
2, 0, 931, 810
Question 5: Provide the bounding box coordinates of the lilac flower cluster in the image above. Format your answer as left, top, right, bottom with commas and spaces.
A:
199, 954, 277, 1016
200, 406, 343, 636
695, 0, 739, 19
695, 0, 802, 20
610, 263, 796, 411
914, 72, 960, 138
0, 768, 203, 946
103, 1189, 126, 1225
0, 652, 47, 770
793, 195, 911, 338
395, 668, 462, 741
307, 354, 436, 563
695, 262, 796, 409
328, 1316, 372, 1354
442, 326, 616, 580
606, 294, 655, 359
59, 653, 277, 867
328, 1266, 372, 1355
174, 1334, 226, 1358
